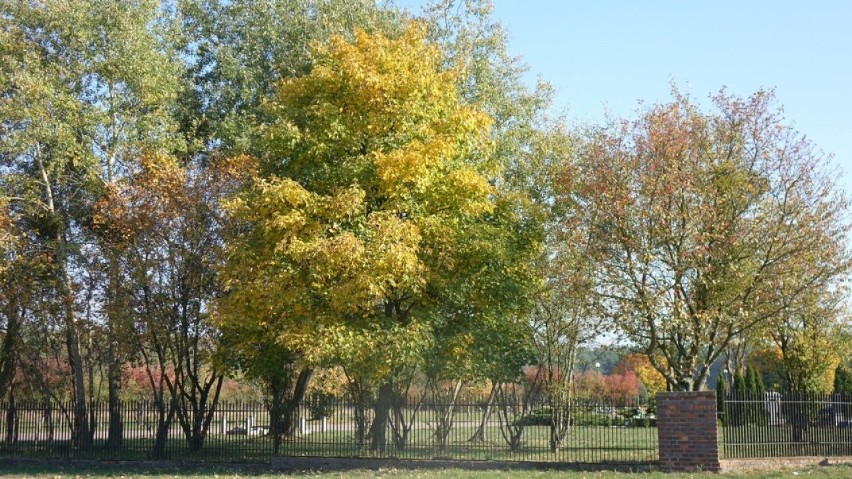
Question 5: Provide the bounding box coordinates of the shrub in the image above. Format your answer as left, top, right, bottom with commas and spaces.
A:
308, 392, 335, 420
576, 414, 615, 427
513, 409, 620, 427
630, 417, 652, 428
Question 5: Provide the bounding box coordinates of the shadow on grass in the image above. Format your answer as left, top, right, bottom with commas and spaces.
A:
0, 457, 658, 478
0, 460, 276, 478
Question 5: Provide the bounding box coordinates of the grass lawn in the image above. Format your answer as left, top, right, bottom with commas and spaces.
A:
1, 463, 852, 479
281, 425, 657, 463
0, 425, 657, 463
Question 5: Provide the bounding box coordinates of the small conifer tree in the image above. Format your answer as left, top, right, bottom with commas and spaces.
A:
716, 373, 728, 425
834, 364, 852, 394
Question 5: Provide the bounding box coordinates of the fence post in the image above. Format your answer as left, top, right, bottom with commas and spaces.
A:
656, 391, 720, 472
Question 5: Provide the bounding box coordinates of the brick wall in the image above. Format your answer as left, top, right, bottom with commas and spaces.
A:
656, 391, 720, 472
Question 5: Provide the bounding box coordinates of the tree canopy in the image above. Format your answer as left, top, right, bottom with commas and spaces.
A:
219, 23, 539, 386
569, 89, 850, 391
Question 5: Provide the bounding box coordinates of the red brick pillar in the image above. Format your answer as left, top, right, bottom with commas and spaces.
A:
656, 391, 720, 472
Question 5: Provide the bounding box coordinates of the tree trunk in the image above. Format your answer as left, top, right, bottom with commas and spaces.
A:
549, 344, 579, 453
550, 390, 571, 453
788, 392, 809, 443
56, 236, 89, 448
64, 292, 90, 449
0, 302, 21, 399
390, 380, 425, 451
390, 398, 412, 451
468, 382, 498, 442
353, 396, 369, 448
88, 398, 97, 444
43, 397, 54, 445
433, 379, 463, 451
106, 256, 123, 449
283, 367, 313, 437
5, 390, 16, 445
370, 380, 394, 453
106, 357, 123, 449
188, 405, 203, 451
269, 377, 285, 455
37, 146, 90, 449
152, 399, 176, 459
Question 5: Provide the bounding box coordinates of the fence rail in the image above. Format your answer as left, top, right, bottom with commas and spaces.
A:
720, 391, 852, 459
0, 395, 658, 464
283, 396, 658, 463
0, 399, 271, 462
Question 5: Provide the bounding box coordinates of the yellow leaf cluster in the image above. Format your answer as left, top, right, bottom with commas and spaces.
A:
614, 353, 667, 396
372, 139, 451, 202
265, 22, 494, 206
221, 24, 503, 381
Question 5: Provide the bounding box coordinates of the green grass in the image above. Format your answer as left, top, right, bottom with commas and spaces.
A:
1, 462, 852, 479
0, 425, 657, 464
0, 435, 274, 462
281, 425, 656, 463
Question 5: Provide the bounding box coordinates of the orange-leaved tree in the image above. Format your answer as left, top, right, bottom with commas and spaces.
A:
572, 88, 850, 391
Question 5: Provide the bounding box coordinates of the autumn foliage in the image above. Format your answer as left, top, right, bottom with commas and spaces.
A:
613, 353, 668, 397
220, 23, 531, 386
0, 4, 849, 460
568, 89, 850, 391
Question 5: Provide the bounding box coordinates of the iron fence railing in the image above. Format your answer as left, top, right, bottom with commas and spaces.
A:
720, 391, 852, 458
0, 395, 658, 464
0, 399, 271, 462
280, 395, 658, 463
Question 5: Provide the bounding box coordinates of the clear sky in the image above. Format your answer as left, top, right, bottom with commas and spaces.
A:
398, 0, 852, 195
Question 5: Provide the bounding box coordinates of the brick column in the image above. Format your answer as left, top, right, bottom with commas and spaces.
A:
656, 391, 720, 472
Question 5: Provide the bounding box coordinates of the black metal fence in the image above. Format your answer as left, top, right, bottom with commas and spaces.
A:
720, 392, 852, 458
0, 399, 271, 462
0, 395, 658, 464
284, 395, 658, 463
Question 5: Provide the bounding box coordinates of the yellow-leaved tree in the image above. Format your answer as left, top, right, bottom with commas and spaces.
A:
220, 23, 539, 452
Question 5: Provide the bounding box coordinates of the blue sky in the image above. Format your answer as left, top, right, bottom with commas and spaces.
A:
398, 0, 852, 195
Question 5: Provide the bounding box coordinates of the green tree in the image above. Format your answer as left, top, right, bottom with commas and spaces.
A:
770, 289, 845, 394
176, 0, 402, 155
834, 364, 852, 394
730, 371, 747, 425
521, 125, 610, 453
716, 373, 727, 425
744, 364, 766, 425
216, 319, 313, 454
733, 371, 746, 394
0, 0, 185, 448
415, 0, 554, 448
746, 366, 763, 395
421, 1, 612, 453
